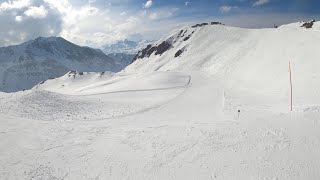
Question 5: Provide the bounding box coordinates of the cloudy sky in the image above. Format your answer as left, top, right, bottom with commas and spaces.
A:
0, 0, 319, 47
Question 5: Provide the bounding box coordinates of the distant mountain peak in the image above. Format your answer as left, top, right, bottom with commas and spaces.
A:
0, 37, 128, 92
32, 36, 72, 44
102, 39, 155, 55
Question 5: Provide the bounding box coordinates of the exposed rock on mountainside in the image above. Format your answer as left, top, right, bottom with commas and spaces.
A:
133, 22, 224, 62
174, 49, 183, 58
191, 22, 224, 28
133, 41, 173, 61
211, 22, 224, 25
301, 20, 316, 28
175, 45, 188, 58
191, 23, 209, 28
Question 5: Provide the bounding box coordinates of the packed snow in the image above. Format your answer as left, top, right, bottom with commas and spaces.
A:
1, 22, 320, 179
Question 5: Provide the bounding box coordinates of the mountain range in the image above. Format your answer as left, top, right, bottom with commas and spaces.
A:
101, 39, 155, 68
102, 39, 154, 55
0, 37, 130, 92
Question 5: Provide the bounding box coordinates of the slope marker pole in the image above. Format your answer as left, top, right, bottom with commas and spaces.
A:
289, 61, 293, 112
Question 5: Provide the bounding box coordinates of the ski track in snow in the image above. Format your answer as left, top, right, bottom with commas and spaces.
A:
0, 72, 320, 180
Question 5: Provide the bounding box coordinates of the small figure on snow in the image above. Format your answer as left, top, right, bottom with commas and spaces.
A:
237, 110, 241, 119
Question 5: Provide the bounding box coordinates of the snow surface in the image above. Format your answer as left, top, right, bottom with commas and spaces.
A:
36, 71, 190, 95
1, 22, 320, 179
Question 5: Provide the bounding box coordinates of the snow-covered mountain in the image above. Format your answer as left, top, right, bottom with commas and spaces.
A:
107, 52, 135, 68
0, 36, 126, 92
102, 39, 154, 55
125, 21, 320, 106
129, 20, 320, 70
101, 39, 155, 70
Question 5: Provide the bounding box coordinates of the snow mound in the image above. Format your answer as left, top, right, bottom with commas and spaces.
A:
37, 71, 191, 95
0, 71, 190, 121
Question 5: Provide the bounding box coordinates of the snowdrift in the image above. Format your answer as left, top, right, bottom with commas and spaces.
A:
0, 71, 190, 121
36, 71, 190, 95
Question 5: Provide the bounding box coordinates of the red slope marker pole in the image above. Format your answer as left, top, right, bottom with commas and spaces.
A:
289, 61, 293, 112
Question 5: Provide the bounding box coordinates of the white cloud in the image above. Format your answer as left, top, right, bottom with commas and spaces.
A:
43, 0, 72, 14
252, 0, 270, 7
0, 0, 170, 47
0, 1, 63, 47
0, 0, 31, 11
147, 8, 179, 20
24, 6, 48, 19
149, 12, 158, 20
15, 16, 23, 22
0, 0, 181, 47
42, 1, 142, 46
185, 2, 189, 7
144, 0, 152, 9
219, 6, 238, 13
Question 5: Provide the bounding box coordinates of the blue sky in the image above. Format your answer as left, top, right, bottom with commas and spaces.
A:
87, 0, 320, 19
0, 0, 319, 47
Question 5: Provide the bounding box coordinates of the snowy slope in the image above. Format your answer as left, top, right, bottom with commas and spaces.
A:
1, 21, 320, 180
1, 71, 190, 121
36, 71, 190, 95
1, 71, 320, 180
0, 37, 125, 92
126, 21, 320, 110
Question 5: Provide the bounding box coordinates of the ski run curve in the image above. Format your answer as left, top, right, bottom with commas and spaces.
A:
1, 71, 320, 179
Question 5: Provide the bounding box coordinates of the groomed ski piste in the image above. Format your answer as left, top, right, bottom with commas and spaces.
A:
1, 21, 320, 179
